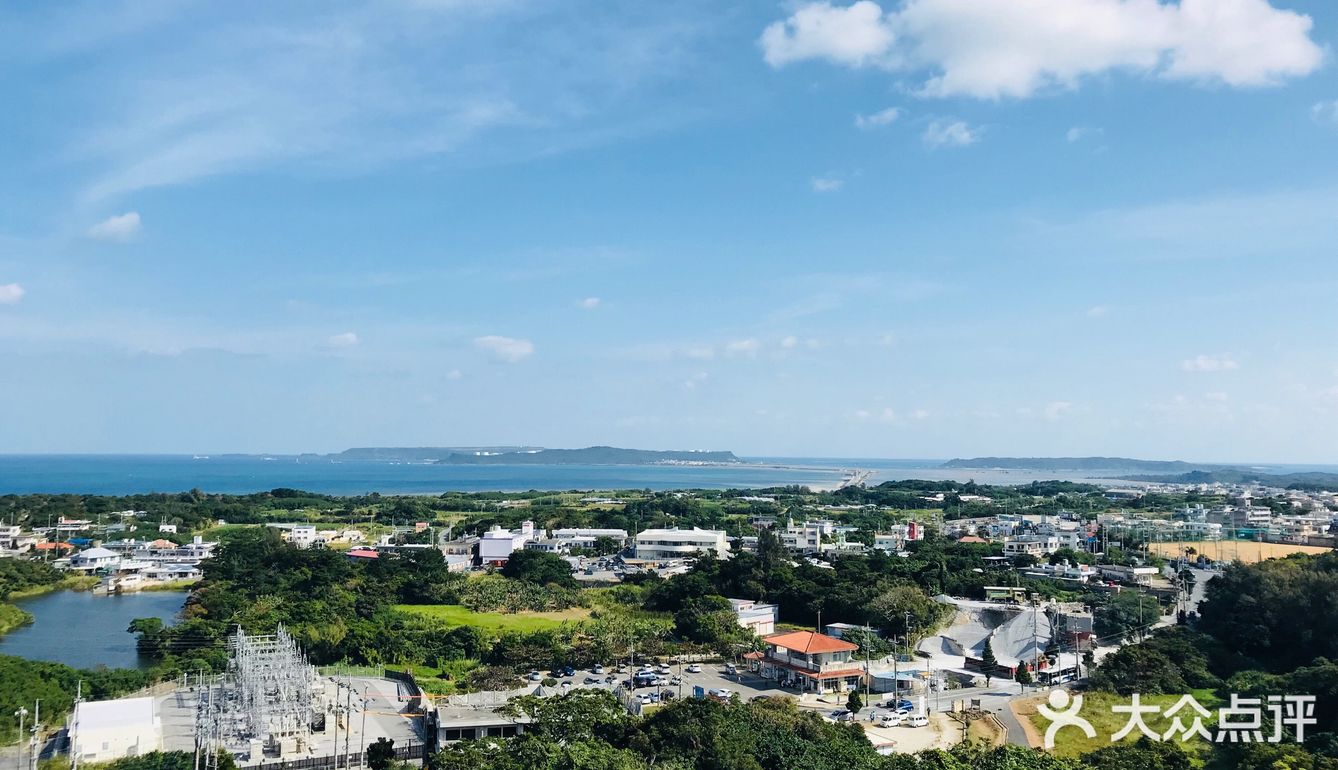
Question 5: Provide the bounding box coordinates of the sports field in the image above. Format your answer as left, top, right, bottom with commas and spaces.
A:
1148, 540, 1332, 564
395, 603, 591, 633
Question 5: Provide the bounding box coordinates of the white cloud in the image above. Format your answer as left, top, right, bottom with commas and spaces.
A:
1205, 391, 1229, 402
326, 331, 359, 348
1067, 126, 1104, 143
922, 119, 978, 148
0, 283, 25, 305
780, 335, 799, 349
854, 106, 901, 129
812, 177, 844, 192
88, 211, 142, 242
1312, 101, 1338, 124
684, 346, 716, 360
474, 334, 534, 362
684, 372, 708, 390
1044, 400, 1073, 420
911, 408, 931, 420
446, 368, 463, 380
1086, 305, 1110, 318
1181, 354, 1239, 372
760, 0, 1322, 99
577, 297, 601, 309
760, 1, 897, 68
724, 338, 761, 357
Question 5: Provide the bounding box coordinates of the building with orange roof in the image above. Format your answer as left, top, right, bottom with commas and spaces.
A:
756, 630, 865, 694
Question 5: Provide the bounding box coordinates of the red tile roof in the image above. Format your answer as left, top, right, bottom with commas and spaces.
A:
763, 630, 858, 654
958, 536, 988, 543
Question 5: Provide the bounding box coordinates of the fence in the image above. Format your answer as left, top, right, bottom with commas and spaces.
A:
240, 742, 426, 770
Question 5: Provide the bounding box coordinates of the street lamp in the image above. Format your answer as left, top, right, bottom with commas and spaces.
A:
14, 708, 28, 770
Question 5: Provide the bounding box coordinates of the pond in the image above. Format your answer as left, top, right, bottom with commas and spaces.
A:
0, 589, 187, 669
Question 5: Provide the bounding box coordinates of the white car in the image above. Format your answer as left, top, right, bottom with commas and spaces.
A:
905, 715, 930, 728
527, 671, 542, 681
706, 688, 732, 700
686, 664, 702, 674
657, 664, 672, 674
876, 713, 903, 728
827, 709, 854, 723
592, 664, 605, 674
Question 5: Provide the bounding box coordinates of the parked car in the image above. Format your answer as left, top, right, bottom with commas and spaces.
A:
604, 675, 618, 684
584, 676, 601, 684
905, 715, 930, 728
686, 664, 702, 673
656, 664, 671, 674
592, 664, 605, 674
560, 680, 572, 690
876, 713, 903, 728
706, 688, 732, 700
724, 664, 738, 675
638, 693, 651, 704
669, 675, 682, 685
660, 689, 676, 701
649, 692, 660, 703
562, 665, 575, 677
888, 699, 914, 713
827, 710, 854, 723
527, 671, 542, 681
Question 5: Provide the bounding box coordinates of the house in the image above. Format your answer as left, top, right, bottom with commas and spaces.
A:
69, 547, 123, 572
479, 522, 535, 566
1095, 565, 1158, 585
157, 523, 178, 534
1003, 535, 1060, 558
634, 527, 730, 561
780, 519, 837, 554
753, 630, 863, 694
729, 598, 779, 635
70, 697, 162, 763
523, 538, 570, 554
287, 525, 318, 548
873, 522, 924, 552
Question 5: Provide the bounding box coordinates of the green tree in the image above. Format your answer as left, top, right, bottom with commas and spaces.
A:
846, 690, 863, 713
981, 639, 998, 686
501, 550, 578, 588
367, 737, 396, 770
1016, 664, 1033, 686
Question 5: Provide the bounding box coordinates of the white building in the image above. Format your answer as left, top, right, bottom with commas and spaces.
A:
550, 528, 629, 550
479, 521, 535, 566
1002, 535, 1060, 558
69, 546, 123, 571
287, 525, 318, 548
780, 519, 837, 554
71, 697, 162, 763
635, 527, 730, 561
873, 522, 924, 552
729, 598, 779, 635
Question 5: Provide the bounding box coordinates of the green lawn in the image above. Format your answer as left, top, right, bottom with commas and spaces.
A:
1022, 689, 1222, 761
396, 603, 592, 633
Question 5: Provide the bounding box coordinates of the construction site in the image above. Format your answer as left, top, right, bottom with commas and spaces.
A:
69, 626, 428, 769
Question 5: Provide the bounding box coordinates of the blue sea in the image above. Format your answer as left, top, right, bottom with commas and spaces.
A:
0, 454, 875, 496
5, 454, 1321, 496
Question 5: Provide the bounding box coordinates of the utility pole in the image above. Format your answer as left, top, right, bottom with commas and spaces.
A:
29, 701, 39, 770
72, 683, 81, 770
344, 684, 352, 767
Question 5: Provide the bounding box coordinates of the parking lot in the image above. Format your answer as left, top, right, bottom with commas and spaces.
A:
519, 661, 792, 705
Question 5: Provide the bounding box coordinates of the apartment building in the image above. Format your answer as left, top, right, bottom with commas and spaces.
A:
634, 527, 730, 561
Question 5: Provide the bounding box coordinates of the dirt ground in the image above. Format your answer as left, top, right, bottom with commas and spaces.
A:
861, 713, 960, 754
1148, 540, 1332, 564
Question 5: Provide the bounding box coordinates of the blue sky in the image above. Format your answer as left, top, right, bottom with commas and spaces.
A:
2, 0, 1338, 462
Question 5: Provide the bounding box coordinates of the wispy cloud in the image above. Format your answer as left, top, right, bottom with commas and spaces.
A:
1312, 100, 1338, 125
922, 119, 979, 148
811, 177, 844, 192
0, 283, 25, 305
26, 3, 712, 200
88, 211, 142, 242
326, 331, 359, 348
1066, 126, 1102, 143
475, 334, 535, 363
724, 338, 761, 357
1182, 354, 1239, 373
854, 106, 901, 129
577, 297, 601, 310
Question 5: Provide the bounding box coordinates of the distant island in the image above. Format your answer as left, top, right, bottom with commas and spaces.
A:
1121, 469, 1338, 490
323, 445, 743, 466
940, 456, 1218, 473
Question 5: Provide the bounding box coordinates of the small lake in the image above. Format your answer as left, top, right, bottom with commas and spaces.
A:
0, 589, 186, 669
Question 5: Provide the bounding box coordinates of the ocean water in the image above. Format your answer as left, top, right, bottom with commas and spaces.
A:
0, 454, 861, 496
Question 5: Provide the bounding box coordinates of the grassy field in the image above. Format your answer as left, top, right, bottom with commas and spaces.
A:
396, 603, 592, 633
0, 603, 33, 636
402, 659, 483, 696
1149, 540, 1332, 564
1019, 689, 1222, 760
